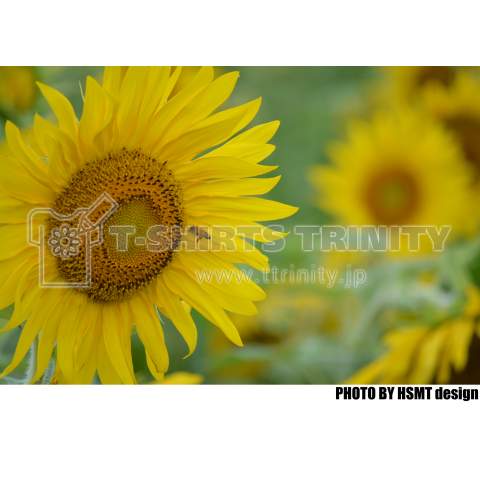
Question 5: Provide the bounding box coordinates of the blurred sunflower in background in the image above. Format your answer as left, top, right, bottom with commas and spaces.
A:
209, 282, 342, 383
0, 66, 38, 114
309, 109, 470, 253
380, 66, 457, 102
421, 72, 480, 222
348, 285, 480, 384
0, 66, 297, 385
150, 371, 204, 385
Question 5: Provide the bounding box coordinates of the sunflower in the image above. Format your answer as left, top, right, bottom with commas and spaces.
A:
421, 72, 480, 185
378, 66, 462, 104
0, 66, 297, 385
309, 109, 470, 253
348, 285, 480, 384
0, 66, 38, 113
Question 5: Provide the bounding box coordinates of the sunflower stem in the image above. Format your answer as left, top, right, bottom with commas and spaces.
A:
27, 342, 57, 385
24, 334, 39, 385
40, 358, 56, 385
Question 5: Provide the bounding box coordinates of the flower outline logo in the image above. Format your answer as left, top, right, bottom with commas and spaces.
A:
47, 224, 82, 259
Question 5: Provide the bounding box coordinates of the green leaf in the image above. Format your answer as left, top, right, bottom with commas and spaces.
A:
0, 304, 14, 321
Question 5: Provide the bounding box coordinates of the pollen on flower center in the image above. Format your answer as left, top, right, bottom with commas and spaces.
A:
49, 148, 185, 303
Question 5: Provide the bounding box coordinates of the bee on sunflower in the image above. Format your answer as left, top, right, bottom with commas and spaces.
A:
347, 285, 480, 385
0, 66, 297, 385
309, 109, 470, 254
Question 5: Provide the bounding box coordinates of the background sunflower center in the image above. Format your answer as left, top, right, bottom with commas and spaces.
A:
416, 66, 455, 88
364, 168, 419, 225
445, 115, 480, 177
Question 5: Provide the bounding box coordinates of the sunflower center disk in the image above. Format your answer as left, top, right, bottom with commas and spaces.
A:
445, 115, 480, 176
49, 149, 185, 303
103, 197, 161, 264
416, 66, 455, 88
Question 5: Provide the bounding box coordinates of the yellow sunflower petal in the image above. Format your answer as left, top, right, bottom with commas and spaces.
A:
0, 269, 41, 333
130, 66, 171, 145
187, 215, 287, 243
50, 361, 68, 385
159, 108, 249, 166
183, 176, 281, 199
213, 236, 271, 273
56, 292, 87, 384
163, 267, 243, 346
0, 287, 65, 379
0, 251, 38, 311
192, 278, 258, 316
436, 324, 453, 384
4, 121, 50, 188
175, 157, 277, 182
177, 251, 266, 301
153, 71, 240, 151
346, 357, 385, 384
142, 66, 214, 152
0, 202, 42, 225
102, 303, 136, 385
37, 82, 79, 145
192, 98, 261, 137
206, 144, 276, 165
75, 347, 98, 385
159, 66, 183, 106
78, 76, 118, 161
449, 318, 475, 373
0, 223, 35, 261
34, 114, 81, 170
0, 154, 56, 204
97, 333, 122, 385
228, 121, 280, 145
44, 134, 71, 189
73, 304, 101, 384
130, 294, 169, 375
30, 289, 75, 383
146, 351, 164, 382
102, 66, 128, 98
155, 276, 197, 358
409, 325, 449, 384
115, 66, 149, 144
186, 196, 298, 221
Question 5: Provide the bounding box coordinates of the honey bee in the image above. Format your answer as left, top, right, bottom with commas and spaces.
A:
188, 225, 211, 243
